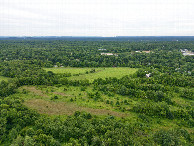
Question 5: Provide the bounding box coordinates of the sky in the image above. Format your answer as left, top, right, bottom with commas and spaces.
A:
0, 0, 194, 36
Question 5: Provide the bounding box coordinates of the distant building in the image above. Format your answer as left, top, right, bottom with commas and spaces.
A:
180, 49, 194, 56
142, 51, 151, 53
146, 73, 151, 78
183, 52, 194, 56
180, 49, 187, 53
135, 50, 151, 53
100, 53, 118, 56
188, 71, 191, 75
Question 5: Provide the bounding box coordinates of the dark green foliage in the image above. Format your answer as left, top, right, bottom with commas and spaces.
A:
80, 86, 86, 91
138, 114, 151, 123
153, 129, 191, 146
132, 101, 174, 119
116, 101, 120, 106
110, 101, 114, 106
124, 100, 129, 105
90, 69, 96, 73
88, 92, 101, 101
51, 96, 59, 100
180, 88, 194, 100
0, 40, 193, 145
0, 40, 193, 73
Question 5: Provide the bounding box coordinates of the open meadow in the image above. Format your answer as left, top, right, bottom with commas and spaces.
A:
44, 67, 137, 81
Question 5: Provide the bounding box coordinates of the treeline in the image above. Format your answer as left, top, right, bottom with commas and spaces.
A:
0, 40, 193, 75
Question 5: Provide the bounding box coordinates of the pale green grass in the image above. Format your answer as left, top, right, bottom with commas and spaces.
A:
15, 85, 132, 117
16, 85, 135, 115
44, 67, 102, 74
69, 67, 137, 81
0, 76, 11, 82
44, 67, 137, 81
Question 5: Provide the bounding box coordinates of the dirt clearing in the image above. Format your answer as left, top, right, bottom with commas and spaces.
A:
24, 99, 128, 117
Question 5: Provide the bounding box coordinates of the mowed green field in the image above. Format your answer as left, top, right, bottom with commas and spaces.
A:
44, 67, 137, 81
44, 67, 102, 74
0, 76, 11, 82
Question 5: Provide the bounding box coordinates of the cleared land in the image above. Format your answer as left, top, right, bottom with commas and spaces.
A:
24, 99, 128, 117
19, 85, 134, 116
44, 67, 137, 81
19, 67, 137, 117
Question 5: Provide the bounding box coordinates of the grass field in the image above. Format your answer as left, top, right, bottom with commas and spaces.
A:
44, 67, 137, 81
0, 76, 11, 82
44, 67, 102, 74
24, 99, 128, 117
14, 84, 194, 133
15, 85, 134, 117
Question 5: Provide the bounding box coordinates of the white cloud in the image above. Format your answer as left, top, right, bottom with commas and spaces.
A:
0, 0, 194, 36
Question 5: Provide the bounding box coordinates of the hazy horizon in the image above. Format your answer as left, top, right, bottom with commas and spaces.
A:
1, 36, 194, 37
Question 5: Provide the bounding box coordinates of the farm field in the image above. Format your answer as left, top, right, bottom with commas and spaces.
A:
44, 67, 137, 81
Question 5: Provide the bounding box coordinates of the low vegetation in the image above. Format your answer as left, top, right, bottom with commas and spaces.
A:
44, 67, 137, 81
0, 40, 193, 145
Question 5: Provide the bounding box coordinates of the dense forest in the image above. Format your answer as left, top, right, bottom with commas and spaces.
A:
0, 39, 193, 145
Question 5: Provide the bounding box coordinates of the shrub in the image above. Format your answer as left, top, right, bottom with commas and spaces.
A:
51, 96, 58, 100
153, 129, 190, 146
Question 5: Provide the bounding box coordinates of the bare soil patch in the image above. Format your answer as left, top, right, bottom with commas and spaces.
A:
24, 99, 128, 117
52, 91, 69, 96
22, 86, 69, 97
23, 86, 49, 97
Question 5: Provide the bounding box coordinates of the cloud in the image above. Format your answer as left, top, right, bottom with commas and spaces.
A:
0, 0, 194, 36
